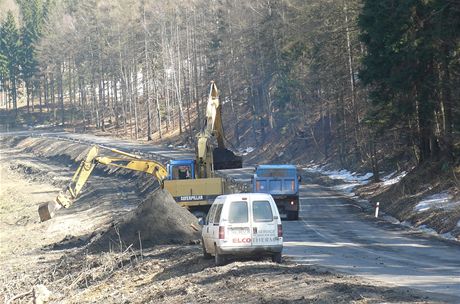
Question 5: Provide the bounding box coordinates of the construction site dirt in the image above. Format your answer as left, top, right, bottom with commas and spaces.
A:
0, 135, 452, 303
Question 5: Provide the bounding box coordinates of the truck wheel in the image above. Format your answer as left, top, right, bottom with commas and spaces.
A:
272, 252, 282, 263
214, 245, 226, 266
202, 238, 212, 259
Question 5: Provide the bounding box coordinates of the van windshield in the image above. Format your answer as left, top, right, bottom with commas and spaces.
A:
253, 200, 273, 222
228, 201, 248, 223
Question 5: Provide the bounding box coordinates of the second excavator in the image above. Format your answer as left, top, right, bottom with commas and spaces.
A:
195, 81, 242, 176
163, 81, 243, 218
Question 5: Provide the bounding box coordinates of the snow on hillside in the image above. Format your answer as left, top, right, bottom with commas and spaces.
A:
304, 164, 459, 242
415, 192, 460, 212
381, 171, 407, 186
303, 165, 373, 197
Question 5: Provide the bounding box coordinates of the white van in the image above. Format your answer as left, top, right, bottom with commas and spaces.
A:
201, 193, 283, 266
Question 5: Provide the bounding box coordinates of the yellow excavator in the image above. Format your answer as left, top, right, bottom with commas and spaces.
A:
196, 81, 242, 176
38, 145, 168, 221
163, 81, 242, 218
38, 81, 242, 221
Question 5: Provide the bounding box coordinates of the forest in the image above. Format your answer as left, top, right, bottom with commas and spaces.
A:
0, 0, 459, 176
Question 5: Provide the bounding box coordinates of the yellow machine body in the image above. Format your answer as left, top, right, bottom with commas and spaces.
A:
163, 177, 224, 207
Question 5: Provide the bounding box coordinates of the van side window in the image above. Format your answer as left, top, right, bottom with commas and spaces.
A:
213, 204, 223, 224
228, 201, 248, 223
253, 200, 273, 222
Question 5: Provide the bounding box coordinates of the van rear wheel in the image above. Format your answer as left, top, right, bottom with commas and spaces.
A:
272, 252, 282, 263
214, 246, 226, 266
202, 238, 212, 259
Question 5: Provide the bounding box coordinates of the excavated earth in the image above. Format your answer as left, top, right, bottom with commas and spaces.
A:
86, 189, 201, 253
0, 135, 450, 303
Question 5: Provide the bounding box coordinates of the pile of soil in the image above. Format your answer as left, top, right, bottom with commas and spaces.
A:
87, 189, 201, 252
213, 147, 243, 170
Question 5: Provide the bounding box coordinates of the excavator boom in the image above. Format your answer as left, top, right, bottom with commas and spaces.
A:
38, 145, 168, 222
196, 81, 242, 175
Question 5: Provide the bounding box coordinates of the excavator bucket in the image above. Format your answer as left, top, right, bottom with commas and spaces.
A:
38, 201, 62, 222
213, 148, 243, 170
38, 191, 72, 221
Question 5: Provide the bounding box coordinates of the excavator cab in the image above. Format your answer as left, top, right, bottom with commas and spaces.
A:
167, 159, 196, 180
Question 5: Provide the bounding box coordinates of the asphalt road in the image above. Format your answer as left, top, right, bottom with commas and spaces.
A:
3, 130, 460, 301
214, 167, 460, 301
283, 184, 460, 302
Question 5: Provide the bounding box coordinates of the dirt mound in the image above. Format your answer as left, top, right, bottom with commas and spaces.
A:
87, 189, 201, 252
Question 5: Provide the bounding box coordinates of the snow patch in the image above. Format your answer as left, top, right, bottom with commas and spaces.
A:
382, 215, 400, 225
304, 166, 373, 185
303, 165, 373, 197
401, 221, 411, 228
332, 183, 360, 196
382, 171, 407, 186
417, 225, 438, 235
414, 191, 458, 212
31, 124, 53, 130
399, 222, 457, 242
441, 232, 456, 241
416, 225, 456, 241
237, 147, 254, 156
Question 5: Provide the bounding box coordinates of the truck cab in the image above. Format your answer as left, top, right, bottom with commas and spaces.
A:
253, 164, 300, 220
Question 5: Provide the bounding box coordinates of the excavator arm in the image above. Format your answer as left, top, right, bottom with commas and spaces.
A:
196, 82, 242, 177
38, 145, 168, 222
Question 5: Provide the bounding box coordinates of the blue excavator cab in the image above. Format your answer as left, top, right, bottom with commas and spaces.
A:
167, 159, 196, 180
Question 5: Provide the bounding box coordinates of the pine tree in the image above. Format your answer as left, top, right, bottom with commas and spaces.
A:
0, 11, 20, 116
358, 0, 450, 162
18, 0, 47, 113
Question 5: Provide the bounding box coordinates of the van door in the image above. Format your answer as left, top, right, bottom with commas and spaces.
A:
251, 200, 279, 246
225, 200, 252, 248
209, 203, 224, 252
203, 203, 217, 252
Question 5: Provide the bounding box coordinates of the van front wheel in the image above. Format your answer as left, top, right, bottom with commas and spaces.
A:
272, 252, 282, 263
214, 246, 226, 266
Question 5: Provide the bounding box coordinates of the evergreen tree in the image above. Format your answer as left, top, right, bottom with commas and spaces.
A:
0, 11, 20, 115
0, 38, 7, 86
358, 0, 457, 161
18, 0, 47, 113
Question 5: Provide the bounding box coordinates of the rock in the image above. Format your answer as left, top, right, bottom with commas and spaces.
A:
33, 284, 51, 304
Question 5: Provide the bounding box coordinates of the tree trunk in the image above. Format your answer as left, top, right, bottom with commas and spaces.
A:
58, 65, 65, 126
133, 63, 139, 139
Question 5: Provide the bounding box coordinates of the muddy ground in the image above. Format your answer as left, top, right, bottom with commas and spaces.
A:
0, 136, 450, 303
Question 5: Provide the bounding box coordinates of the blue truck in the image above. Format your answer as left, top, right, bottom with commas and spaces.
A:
252, 164, 300, 220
